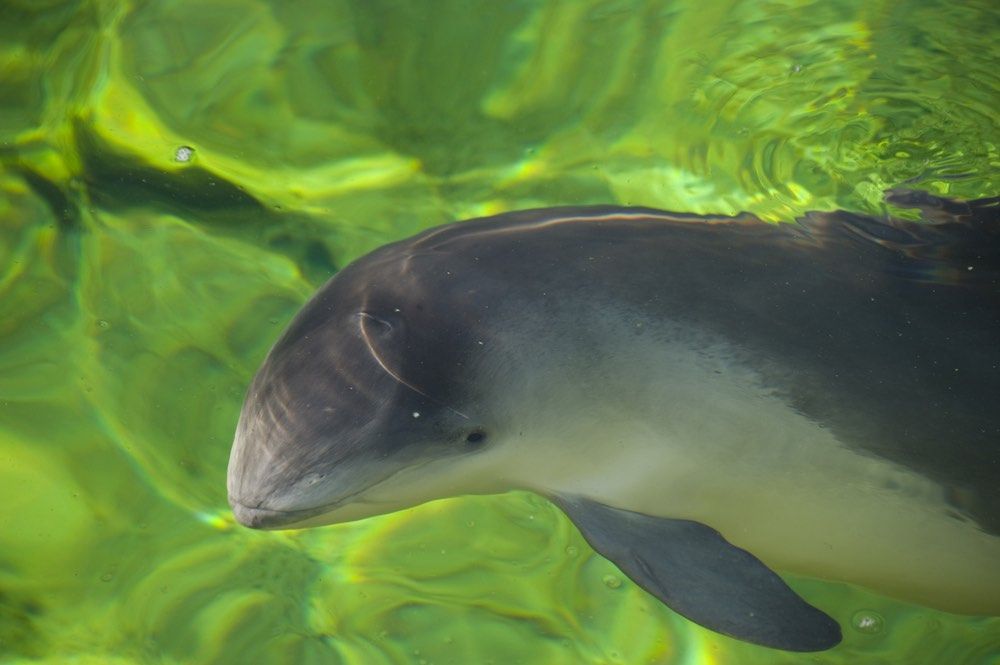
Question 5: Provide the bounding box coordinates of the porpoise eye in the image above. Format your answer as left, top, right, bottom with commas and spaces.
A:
465, 429, 487, 447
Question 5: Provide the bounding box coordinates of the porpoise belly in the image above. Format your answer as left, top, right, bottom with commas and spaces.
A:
509, 336, 1000, 615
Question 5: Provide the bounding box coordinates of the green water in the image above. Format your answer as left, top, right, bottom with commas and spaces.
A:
1, 0, 999, 663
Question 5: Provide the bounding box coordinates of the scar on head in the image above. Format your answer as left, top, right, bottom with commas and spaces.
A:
357, 312, 469, 420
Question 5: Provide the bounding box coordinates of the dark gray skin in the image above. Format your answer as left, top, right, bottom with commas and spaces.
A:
228, 190, 999, 652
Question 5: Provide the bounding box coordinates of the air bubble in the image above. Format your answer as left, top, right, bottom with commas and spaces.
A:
851, 610, 885, 634
174, 145, 195, 163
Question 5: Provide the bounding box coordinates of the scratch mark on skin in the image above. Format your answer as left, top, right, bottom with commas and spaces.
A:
357, 311, 470, 421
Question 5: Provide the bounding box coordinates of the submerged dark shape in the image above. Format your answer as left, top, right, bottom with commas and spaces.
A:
228, 192, 1000, 652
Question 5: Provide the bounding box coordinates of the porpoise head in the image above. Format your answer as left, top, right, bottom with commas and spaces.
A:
227, 238, 512, 529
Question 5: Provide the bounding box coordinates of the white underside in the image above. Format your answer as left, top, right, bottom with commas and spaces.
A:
489, 329, 1000, 616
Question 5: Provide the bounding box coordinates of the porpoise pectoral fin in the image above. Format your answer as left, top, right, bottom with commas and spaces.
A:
552, 495, 842, 652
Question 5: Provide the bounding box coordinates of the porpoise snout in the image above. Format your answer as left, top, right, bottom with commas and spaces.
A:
230, 500, 297, 529
227, 442, 332, 530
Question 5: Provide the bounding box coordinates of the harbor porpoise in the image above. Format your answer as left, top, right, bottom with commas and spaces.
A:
227, 190, 1000, 652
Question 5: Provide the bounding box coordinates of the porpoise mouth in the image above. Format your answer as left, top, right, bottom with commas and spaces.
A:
230, 500, 329, 530
229, 459, 431, 530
